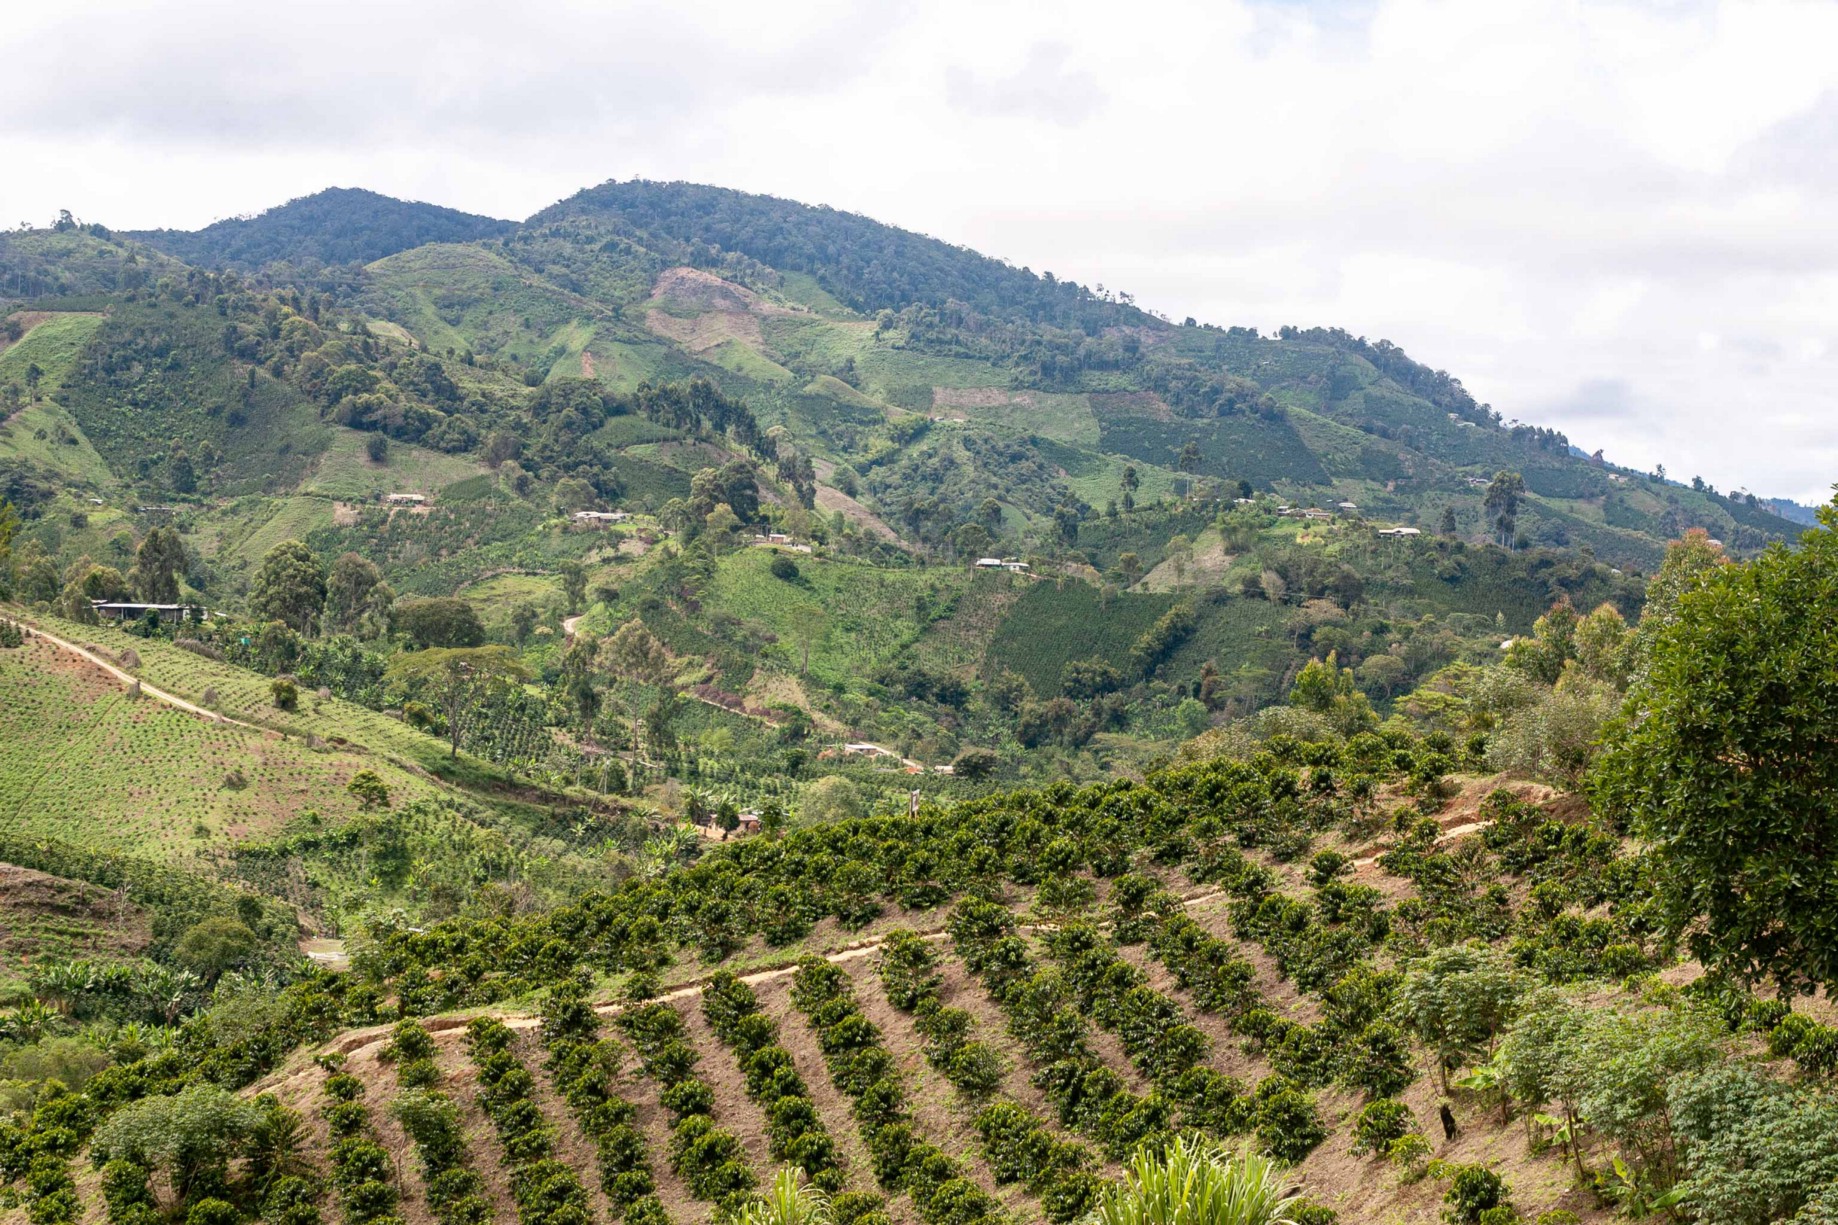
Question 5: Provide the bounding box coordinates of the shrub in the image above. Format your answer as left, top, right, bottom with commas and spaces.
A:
184, 1199, 239, 1225
271, 678, 299, 710
1351, 1099, 1415, 1156
1445, 1164, 1509, 1224
347, 770, 391, 811
465, 1016, 595, 1225
1387, 1133, 1433, 1181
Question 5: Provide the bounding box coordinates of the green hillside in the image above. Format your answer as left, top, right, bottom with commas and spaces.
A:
0, 181, 1791, 796
129, 187, 515, 268
1, 177, 1836, 1225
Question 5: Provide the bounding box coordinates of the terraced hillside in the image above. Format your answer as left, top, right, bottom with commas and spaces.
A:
0, 606, 660, 946
8, 729, 1833, 1225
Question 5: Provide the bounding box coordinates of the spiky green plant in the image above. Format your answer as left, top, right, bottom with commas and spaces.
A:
1087, 1136, 1301, 1225
734, 1167, 831, 1225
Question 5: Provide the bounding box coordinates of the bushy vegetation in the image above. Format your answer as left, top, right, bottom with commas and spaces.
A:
701, 971, 845, 1192
875, 929, 1099, 1222
788, 957, 1003, 1225
464, 1017, 595, 1225
382, 1021, 493, 1225
611, 998, 756, 1212
534, 981, 665, 1222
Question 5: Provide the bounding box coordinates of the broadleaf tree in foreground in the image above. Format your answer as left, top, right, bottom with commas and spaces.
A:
1592, 504, 1838, 996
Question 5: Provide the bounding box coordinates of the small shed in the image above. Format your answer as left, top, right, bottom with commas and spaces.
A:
92, 602, 205, 625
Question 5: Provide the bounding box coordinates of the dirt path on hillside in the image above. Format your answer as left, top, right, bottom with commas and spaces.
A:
579, 350, 597, 379
19, 619, 266, 734
316, 886, 1258, 1065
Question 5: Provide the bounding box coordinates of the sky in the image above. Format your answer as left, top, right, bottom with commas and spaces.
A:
5, 0, 1837, 502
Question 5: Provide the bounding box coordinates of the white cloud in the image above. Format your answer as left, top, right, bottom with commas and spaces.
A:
3, 0, 1835, 501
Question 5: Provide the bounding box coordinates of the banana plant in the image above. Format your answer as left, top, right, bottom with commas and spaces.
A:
1600, 1156, 1685, 1219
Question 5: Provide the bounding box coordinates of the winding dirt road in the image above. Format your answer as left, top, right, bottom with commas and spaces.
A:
20, 619, 264, 733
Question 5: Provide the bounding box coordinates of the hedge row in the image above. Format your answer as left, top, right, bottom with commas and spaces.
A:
0, 1080, 107, 1225
946, 897, 1172, 1161
875, 929, 1100, 1224
874, 931, 1006, 1098
1038, 920, 1324, 1154
700, 971, 847, 1192
464, 1017, 594, 1225
1119, 872, 1415, 1102
320, 1058, 402, 1225
382, 1021, 495, 1225
360, 747, 1410, 1018
612, 1000, 756, 1213
788, 957, 998, 1225
536, 982, 668, 1224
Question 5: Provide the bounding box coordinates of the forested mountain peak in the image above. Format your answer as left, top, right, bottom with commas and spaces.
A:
532, 178, 1143, 329
129, 186, 515, 270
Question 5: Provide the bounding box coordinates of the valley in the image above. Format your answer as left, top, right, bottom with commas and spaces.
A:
0, 183, 1833, 1225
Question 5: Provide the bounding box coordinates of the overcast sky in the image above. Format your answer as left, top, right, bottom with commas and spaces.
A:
6, 0, 1836, 502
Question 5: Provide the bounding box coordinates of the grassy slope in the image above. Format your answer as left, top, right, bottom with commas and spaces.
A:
301, 429, 489, 500
703, 547, 966, 689
0, 313, 103, 390
0, 635, 444, 859
11, 610, 528, 792
0, 314, 117, 485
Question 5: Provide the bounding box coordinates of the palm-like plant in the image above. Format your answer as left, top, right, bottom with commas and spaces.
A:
735, 1167, 830, 1225
1087, 1137, 1301, 1225
29, 959, 99, 1014
137, 963, 205, 1025
0, 998, 62, 1044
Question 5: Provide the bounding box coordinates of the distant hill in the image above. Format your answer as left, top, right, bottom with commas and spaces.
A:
535, 178, 1129, 327
130, 186, 514, 268
7, 180, 1808, 579
1764, 496, 1821, 527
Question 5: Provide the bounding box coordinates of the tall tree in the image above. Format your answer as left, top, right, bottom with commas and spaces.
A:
167, 450, 197, 495
385, 646, 529, 759
1483, 471, 1526, 549
558, 560, 587, 614
559, 632, 602, 740
0, 498, 18, 599
395, 597, 484, 648
249, 540, 326, 634
323, 552, 394, 637
599, 620, 672, 757
1592, 505, 1838, 996
59, 557, 129, 622
131, 526, 186, 604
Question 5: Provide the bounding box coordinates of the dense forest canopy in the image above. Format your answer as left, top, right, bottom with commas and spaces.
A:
131, 188, 515, 270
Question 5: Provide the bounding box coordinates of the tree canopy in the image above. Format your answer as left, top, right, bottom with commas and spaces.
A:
1593, 507, 1838, 995
249, 541, 327, 634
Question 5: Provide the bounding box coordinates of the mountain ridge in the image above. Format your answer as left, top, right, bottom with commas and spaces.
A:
127, 186, 516, 269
